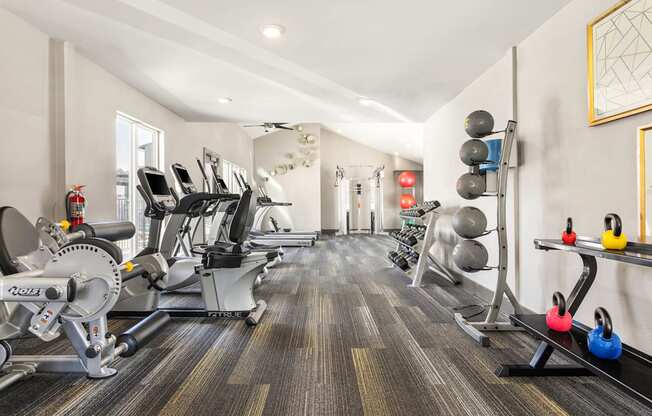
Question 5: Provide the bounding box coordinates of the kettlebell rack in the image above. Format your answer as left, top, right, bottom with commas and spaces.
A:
497, 237, 652, 407
454, 120, 523, 346
387, 201, 459, 286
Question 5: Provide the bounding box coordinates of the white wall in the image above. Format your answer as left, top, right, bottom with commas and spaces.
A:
516, 0, 652, 350
253, 124, 322, 232
321, 129, 422, 230
0, 9, 54, 221
0, 9, 255, 224
424, 0, 652, 351
66, 49, 186, 221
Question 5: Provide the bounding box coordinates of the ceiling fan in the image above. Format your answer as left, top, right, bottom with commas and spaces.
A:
243, 122, 295, 133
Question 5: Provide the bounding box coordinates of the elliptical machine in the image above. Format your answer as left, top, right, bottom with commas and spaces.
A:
0, 207, 169, 390
111, 167, 269, 325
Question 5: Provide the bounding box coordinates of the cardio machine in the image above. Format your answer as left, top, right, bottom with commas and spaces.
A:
0, 207, 169, 390
170, 161, 282, 270
111, 167, 268, 325
164, 162, 240, 259
231, 174, 317, 247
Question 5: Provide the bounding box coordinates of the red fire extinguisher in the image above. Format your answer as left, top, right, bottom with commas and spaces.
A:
65, 185, 86, 227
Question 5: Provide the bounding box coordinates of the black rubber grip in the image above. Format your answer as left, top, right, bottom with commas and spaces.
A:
73, 221, 136, 242
121, 265, 146, 283
117, 311, 170, 357
67, 278, 77, 302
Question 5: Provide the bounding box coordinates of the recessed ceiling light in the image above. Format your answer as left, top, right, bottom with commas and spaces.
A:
260, 24, 285, 39
358, 97, 375, 106
394, 152, 399, 156
218, 97, 232, 104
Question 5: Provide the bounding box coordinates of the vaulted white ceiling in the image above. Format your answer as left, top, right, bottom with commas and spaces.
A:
2, 0, 570, 161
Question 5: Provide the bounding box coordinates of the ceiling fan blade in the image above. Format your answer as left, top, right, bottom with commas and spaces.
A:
277, 125, 294, 130
243, 124, 264, 128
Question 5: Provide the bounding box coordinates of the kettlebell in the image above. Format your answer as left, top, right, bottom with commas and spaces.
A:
545, 292, 572, 332
587, 307, 622, 360
601, 213, 627, 250
561, 217, 576, 245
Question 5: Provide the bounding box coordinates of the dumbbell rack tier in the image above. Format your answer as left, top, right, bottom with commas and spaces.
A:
497, 237, 652, 407
454, 120, 523, 346
389, 204, 459, 286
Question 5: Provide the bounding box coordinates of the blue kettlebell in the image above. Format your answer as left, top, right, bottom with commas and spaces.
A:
587, 307, 622, 360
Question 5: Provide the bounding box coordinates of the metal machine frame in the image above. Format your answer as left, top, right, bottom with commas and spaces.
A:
0, 211, 169, 390
335, 165, 384, 235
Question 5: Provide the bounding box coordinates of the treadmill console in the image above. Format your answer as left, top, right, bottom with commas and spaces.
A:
209, 163, 229, 193
137, 167, 176, 213
171, 163, 197, 194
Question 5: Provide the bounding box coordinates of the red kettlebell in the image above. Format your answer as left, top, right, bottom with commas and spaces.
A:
546, 292, 573, 332
562, 217, 576, 245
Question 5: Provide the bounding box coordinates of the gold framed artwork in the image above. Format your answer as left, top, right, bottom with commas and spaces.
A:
588, 0, 652, 126
638, 123, 652, 241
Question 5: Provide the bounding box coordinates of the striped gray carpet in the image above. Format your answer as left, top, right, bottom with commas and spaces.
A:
0, 235, 649, 415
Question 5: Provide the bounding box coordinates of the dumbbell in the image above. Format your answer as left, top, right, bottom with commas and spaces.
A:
398, 251, 418, 263
423, 200, 441, 210
388, 251, 409, 271
404, 235, 418, 246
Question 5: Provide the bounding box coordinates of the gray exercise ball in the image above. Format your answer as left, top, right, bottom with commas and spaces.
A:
465, 110, 494, 138
453, 240, 489, 273
452, 207, 488, 239
456, 173, 486, 200
459, 139, 489, 166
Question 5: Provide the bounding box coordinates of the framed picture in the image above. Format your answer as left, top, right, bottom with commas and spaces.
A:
588, 0, 652, 126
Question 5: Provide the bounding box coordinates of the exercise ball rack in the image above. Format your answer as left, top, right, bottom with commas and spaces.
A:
454, 119, 523, 347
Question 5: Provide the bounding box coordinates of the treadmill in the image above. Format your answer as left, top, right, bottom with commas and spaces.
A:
229, 173, 316, 247
253, 185, 320, 240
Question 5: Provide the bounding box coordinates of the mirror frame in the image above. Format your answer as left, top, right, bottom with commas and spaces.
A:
638, 124, 652, 241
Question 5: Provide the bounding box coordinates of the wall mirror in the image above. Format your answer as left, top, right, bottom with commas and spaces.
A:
638, 124, 652, 241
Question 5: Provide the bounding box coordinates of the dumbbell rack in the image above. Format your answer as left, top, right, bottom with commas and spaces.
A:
496, 237, 652, 407
388, 201, 459, 286
454, 120, 523, 346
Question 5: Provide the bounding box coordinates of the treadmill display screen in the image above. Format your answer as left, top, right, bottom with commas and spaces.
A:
145, 173, 170, 196
216, 178, 228, 193
176, 167, 192, 184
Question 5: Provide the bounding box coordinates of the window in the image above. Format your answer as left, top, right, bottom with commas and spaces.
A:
115, 114, 164, 258
222, 159, 247, 195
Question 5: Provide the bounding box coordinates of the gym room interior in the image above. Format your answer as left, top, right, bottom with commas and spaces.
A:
1, 0, 652, 415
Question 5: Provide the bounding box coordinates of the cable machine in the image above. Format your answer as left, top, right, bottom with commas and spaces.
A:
335, 165, 384, 235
